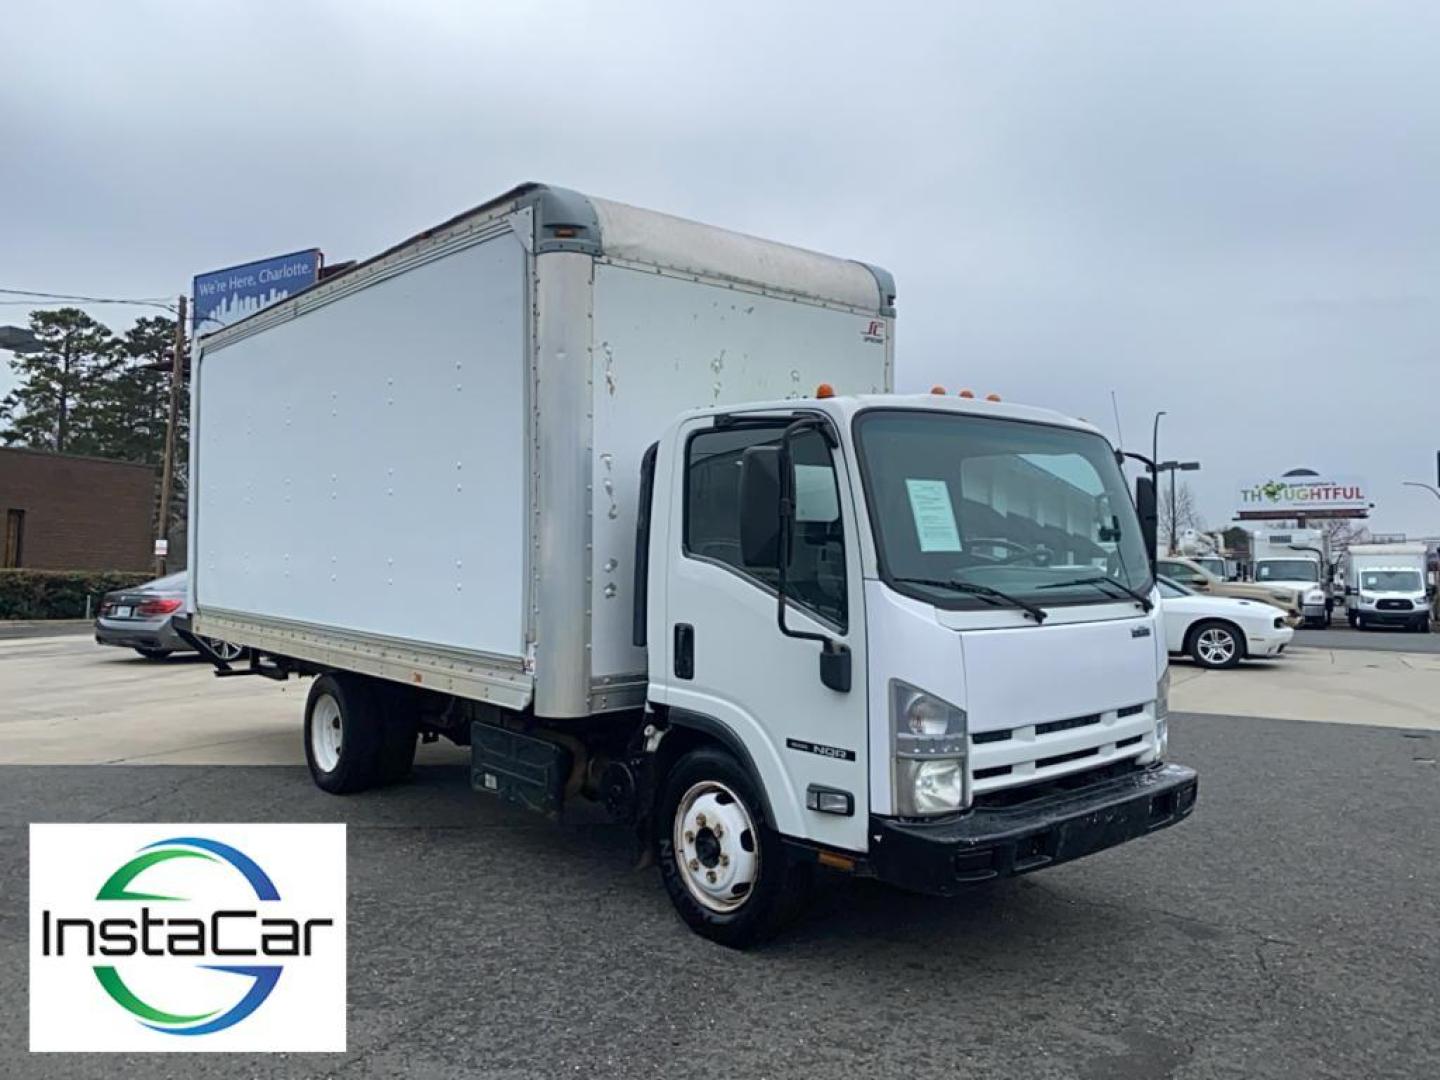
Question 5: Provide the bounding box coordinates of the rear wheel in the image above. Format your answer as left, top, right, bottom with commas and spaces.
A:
304, 674, 383, 794
134, 647, 171, 660
656, 747, 811, 948
1189, 620, 1243, 669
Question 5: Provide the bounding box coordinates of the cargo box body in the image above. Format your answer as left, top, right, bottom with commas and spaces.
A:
189, 184, 894, 718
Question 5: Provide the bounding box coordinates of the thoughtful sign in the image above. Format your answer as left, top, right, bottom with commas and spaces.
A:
1237, 475, 1369, 518
192, 250, 320, 333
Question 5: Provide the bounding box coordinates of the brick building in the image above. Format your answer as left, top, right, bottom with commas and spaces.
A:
0, 448, 157, 571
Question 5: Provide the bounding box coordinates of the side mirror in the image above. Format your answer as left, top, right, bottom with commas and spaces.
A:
739, 445, 782, 567
1135, 476, 1158, 564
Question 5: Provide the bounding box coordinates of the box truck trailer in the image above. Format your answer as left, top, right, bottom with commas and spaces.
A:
1343, 543, 1432, 631
184, 183, 1197, 945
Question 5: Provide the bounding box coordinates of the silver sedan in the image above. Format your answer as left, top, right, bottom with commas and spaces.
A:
94, 571, 244, 661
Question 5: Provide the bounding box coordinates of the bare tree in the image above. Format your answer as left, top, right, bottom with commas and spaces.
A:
1160, 480, 1204, 554
1320, 518, 1370, 558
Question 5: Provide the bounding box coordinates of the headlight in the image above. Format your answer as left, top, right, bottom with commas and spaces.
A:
1273, 615, 1285, 629
891, 680, 967, 816
1154, 670, 1170, 761
1305, 589, 1325, 605
1360, 593, 1375, 604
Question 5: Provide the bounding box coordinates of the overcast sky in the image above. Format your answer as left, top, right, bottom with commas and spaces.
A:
2, 1, 1437, 534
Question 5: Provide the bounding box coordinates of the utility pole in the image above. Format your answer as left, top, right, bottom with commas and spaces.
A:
1169, 466, 1177, 554
155, 295, 187, 577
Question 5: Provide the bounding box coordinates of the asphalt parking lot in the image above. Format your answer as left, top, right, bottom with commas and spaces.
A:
4, 632, 1439, 1078
1294, 623, 1440, 653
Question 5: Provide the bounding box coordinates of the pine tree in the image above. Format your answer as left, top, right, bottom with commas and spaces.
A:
87, 315, 178, 465
0, 308, 121, 453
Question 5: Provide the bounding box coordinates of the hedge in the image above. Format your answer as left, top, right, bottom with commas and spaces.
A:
0, 570, 155, 620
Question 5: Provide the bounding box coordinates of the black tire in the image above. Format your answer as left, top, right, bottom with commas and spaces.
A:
304, 673, 382, 794
656, 747, 812, 948
1421, 617, 1433, 634
1356, 615, 1369, 631
1188, 620, 1244, 669
134, 647, 171, 660
1347, 610, 1358, 629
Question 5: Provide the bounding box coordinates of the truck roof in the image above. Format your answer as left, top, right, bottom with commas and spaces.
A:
687, 392, 1106, 438
1347, 543, 1429, 555
198, 182, 894, 350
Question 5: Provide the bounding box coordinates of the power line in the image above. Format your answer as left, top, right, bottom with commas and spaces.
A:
0, 287, 178, 312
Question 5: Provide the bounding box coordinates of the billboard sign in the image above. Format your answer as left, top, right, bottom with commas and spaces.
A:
1237, 475, 1369, 519
193, 249, 320, 333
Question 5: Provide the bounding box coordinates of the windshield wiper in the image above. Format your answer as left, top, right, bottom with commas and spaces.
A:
1036, 576, 1153, 612
891, 577, 1048, 623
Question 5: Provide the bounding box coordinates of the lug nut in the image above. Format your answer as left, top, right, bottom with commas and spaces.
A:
685, 831, 695, 844
706, 871, 717, 883
688, 858, 700, 871
696, 813, 707, 827
720, 854, 730, 867
713, 825, 724, 839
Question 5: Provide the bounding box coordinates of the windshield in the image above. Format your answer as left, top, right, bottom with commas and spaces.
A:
1361, 570, 1422, 592
1256, 559, 1319, 583
1194, 557, 1225, 577
853, 410, 1152, 610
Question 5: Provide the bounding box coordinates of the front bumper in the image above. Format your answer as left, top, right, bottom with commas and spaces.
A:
1247, 629, 1294, 657
1356, 607, 1425, 625
867, 763, 1198, 896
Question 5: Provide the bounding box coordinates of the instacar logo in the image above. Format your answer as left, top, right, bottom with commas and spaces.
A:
30, 824, 346, 1053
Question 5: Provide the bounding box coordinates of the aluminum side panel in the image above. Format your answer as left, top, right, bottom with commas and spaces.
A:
192, 232, 528, 657
588, 262, 891, 681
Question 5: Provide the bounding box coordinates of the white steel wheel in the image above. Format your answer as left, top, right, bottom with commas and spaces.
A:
1192, 622, 1240, 669
310, 692, 344, 773
672, 780, 761, 913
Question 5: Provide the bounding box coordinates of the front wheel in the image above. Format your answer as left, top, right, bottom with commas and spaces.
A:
1189, 620, 1243, 669
656, 748, 811, 948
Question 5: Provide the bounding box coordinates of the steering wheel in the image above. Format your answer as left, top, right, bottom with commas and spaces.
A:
987, 545, 1051, 568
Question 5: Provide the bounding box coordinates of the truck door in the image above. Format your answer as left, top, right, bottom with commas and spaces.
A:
655, 415, 869, 853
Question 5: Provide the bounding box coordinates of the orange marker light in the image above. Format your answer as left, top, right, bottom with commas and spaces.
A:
958, 389, 975, 399
930, 385, 947, 395
815, 382, 835, 399
986, 393, 1002, 402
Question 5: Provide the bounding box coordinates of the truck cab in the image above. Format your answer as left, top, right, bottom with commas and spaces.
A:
640, 392, 1195, 937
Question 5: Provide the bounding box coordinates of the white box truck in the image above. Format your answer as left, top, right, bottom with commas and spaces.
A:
1249, 526, 1331, 626
184, 183, 1196, 945
1343, 543, 1432, 631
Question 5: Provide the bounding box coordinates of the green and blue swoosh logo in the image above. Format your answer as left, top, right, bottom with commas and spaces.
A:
93, 837, 282, 1036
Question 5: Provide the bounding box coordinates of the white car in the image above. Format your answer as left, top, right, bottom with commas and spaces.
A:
1158, 576, 1295, 669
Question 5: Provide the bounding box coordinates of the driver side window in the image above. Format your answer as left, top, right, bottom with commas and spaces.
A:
683, 425, 848, 630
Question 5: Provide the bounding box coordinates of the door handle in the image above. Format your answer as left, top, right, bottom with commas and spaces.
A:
673, 623, 694, 680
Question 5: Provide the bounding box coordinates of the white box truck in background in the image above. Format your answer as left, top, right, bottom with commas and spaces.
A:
1343, 543, 1432, 632
1249, 526, 1331, 626
184, 183, 1196, 945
